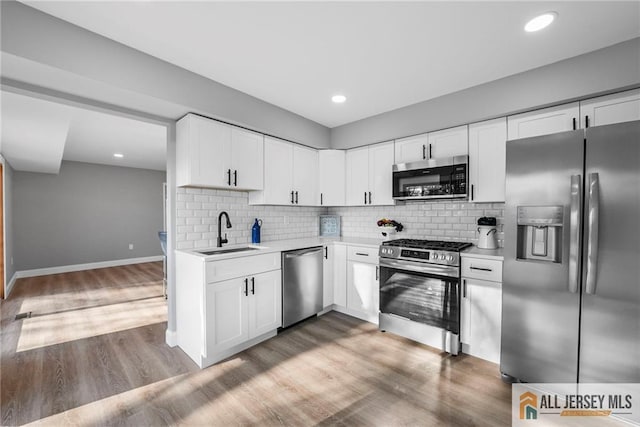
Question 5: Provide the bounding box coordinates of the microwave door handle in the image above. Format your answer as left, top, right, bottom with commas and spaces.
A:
585, 173, 600, 295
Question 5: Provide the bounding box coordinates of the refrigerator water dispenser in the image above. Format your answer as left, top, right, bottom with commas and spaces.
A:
516, 206, 563, 263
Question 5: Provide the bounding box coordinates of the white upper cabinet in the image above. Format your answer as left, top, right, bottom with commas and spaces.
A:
368, 142, 395, 206
427, 125, 469, 158
177, 114, 264, 190
345, 141, 394, 206
507, 102, 579, 140
580, 89, 640, 129
318, 150, 346, 206
249, 137, 318, 206
394, 126, 467, 164
293, 145, 319, 206
345, 146, 370, 206
468, 118, 507, 203
394, 133, 429, 163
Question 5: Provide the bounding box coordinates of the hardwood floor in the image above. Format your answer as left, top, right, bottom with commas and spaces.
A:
1, 262, 512, 426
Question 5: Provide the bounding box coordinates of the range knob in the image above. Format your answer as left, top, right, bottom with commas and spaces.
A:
433, 253, 440, 260
446, 255, 453, 262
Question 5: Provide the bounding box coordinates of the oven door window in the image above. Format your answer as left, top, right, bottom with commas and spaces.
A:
379, 267, 459, 334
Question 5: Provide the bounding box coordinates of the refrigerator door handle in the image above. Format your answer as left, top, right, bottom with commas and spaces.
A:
585, 173, 600, 295
568, 174, 582, 293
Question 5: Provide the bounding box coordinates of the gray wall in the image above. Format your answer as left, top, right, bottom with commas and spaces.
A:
3, 159, 16, 291
331, 38, 640, 149
13, 161, 165, 271
0, 1, 331, 149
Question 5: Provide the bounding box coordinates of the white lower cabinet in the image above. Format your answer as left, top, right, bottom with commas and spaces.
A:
460, 255, 503, 364
333, 244, 348, 307
322, 245, 334, 308
345, 246, 379, 323
205, 269, 282, 363
176, 251, 281, 368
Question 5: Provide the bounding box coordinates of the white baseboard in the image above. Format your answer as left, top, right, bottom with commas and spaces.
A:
165, 329, 178, 347
5, 272, 17, 298
15, 256, 164, 279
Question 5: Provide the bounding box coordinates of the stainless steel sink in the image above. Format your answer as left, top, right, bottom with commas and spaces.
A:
199, 246, 262, 256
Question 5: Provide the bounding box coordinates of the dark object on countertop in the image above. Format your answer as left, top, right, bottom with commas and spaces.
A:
252, 218, 262, 244
477, 217, 496, 226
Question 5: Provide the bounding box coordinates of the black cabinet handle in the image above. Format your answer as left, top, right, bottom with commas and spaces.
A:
233, 170, 237, 186
364, 192, 367, 204
291, 191, 294, 204
470, 266, 493, 272
368, 192, 372, 205
429, 144, 433, 159
471, 184, 474, 201
572, 117, 577, 130
244, 278, 248, 296
463, 279, 467, 298
585, 115, 590, 128
320, 193, 323, 205
375, 266, 379, 281
355, 252, 369, 256
295, 191, 299, 204
324, 246, 328, 259
227, 169, 232, 186
251, 277, 255, 295
422, 144, 426, 159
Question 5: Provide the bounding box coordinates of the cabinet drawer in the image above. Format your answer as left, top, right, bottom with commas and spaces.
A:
461, 257, 502, 282
347, 245, 379, 263
207, 252, 281, 283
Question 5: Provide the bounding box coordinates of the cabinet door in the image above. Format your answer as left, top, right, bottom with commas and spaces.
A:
427, 125, 468, 159
333, 244, 347, 307
580, 89, 640, 128
293, 145, 319, 206
318, 150, 346, 206
461, 277, 502, 364
177, 114, 232, 188
468, 118, 507, 203
368, 141, 395, 206
205, 278, 249, 357
347, 260, 379, 320
507, 102, 579, 140
248, 270, 282, 337
345, 146, 370, 206
394, 134, 428, 164
231, 128, 264, 191
262, 137, 294, 205
322, 245, 334, 308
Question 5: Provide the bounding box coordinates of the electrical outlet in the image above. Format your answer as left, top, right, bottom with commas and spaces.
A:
10, 257, 13, 265
129, 244, 134, 250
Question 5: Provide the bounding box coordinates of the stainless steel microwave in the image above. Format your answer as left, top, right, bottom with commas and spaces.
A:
392, 155, 468, 200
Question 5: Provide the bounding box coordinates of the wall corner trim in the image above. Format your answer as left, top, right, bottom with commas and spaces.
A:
5, 273, 18, 298
165, 329, 178, 347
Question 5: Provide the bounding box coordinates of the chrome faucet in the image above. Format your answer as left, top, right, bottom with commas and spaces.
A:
217, 211, 232, 247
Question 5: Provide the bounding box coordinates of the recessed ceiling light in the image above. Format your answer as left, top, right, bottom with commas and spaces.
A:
332, 95, 347, 104
525, 12, 557, 32
113, 153, 124, 158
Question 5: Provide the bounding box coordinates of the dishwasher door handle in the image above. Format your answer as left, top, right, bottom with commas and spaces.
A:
284, 247, 323, 258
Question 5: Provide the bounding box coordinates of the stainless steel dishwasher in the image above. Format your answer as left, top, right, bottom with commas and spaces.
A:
281, 246, 323, 328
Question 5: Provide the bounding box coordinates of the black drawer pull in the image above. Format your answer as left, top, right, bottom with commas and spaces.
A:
470, 266, 492, 272
355, 252, 369, 256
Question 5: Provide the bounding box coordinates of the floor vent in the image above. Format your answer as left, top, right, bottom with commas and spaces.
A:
15, 312, 32, 320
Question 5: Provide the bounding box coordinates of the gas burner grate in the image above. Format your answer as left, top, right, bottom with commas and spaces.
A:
381, 239, 472, 252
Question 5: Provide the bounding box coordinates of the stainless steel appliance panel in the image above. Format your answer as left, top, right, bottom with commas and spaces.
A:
502, 130, 584, 383
282, 247, 323, 328
579, 121, 640, 382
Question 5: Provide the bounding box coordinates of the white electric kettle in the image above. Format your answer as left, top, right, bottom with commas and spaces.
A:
477, 217, 498, 249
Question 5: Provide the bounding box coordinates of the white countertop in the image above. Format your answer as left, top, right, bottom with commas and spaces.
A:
461, 246, 504, 261
176, 236, 383, 261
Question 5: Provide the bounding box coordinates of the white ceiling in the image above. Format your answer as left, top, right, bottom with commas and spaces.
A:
21, 1, 640, 128
1, 91, 167, 173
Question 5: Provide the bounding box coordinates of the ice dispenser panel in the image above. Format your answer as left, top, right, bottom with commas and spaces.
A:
516, 206, 563, 263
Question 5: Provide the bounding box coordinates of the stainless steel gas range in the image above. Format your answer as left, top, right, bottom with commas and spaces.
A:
378, 239, 471, 355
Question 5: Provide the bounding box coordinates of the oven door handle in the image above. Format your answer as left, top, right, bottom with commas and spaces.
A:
378, 258, 459, 278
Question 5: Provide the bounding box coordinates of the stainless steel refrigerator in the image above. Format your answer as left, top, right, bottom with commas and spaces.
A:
502, 120, 640, 383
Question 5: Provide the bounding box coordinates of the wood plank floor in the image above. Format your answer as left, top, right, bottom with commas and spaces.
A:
1, 262, 512, 426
